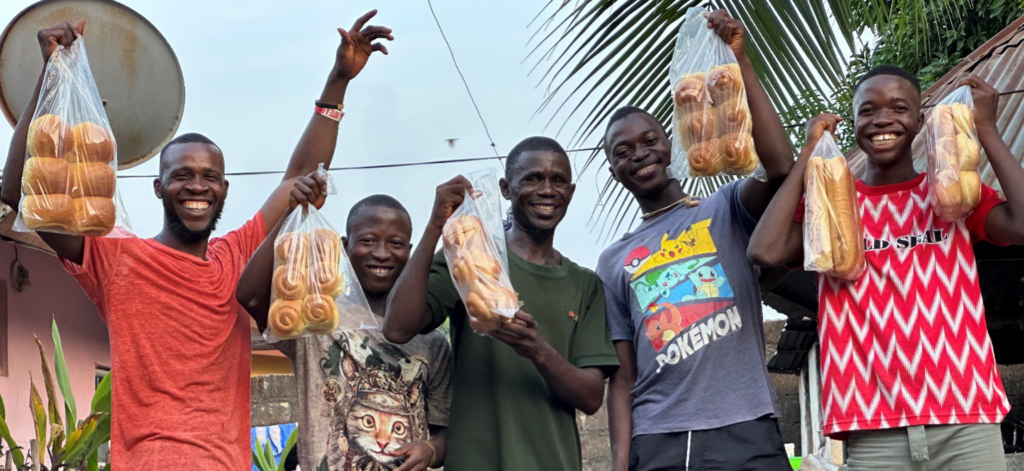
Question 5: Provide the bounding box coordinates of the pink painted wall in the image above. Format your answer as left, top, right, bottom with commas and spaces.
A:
0, 241, 110, 447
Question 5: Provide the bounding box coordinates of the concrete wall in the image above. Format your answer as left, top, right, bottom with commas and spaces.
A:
0, 242, 110, 446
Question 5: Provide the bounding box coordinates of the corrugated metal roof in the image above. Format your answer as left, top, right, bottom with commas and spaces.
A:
847, 15, 1024, 194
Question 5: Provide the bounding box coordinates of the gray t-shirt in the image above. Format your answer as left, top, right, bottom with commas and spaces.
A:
597, 181, 778, 435
277, 328, 452, 471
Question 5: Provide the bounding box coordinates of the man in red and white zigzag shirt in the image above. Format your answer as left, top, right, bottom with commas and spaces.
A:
748, 65, 1024, 470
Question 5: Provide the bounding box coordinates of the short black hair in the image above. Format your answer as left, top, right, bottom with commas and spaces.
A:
346, 194, 411, 235
854, 65, 921, 95
159, 132, 220, 175
505, 136, 569, 181
604, 106, 662, 151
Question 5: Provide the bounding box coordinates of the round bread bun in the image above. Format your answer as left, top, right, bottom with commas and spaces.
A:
302, 294, 340, 334
269, 299, 306, 339
23, 157, 70, 195
708, 64, 743, 104
73, 197, 116, 236
69, 123, 115, 164
686, 140, 724, 177
27, 114, 72, 158
275, 232, 309, 266
719, 132, 759, 176
273, 264, 308, 301
679, 110, 715, 147
673, 73, 706, 109
70, 162, 116, 198
22, 194, 75, 233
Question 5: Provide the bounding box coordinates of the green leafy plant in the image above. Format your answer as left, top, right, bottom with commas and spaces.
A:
0, 319, 111, 470
251, 427, 297, 471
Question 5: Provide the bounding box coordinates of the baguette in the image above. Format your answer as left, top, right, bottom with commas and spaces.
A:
803, 157, 834, 273
823, 157, 863, 279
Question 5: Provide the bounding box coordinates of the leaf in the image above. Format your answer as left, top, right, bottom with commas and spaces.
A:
34, 336, 63, 430
29, 376, 47, 453
0, 392, 5, 419
52, 318, 78, 427
59, 413, 99, 465
264, 440, 275, 469
87, 450, 98, 471
91, 372, 111, 414
276, 427, 298, 471
0, 411, 25, 468
252, 438, 273, 471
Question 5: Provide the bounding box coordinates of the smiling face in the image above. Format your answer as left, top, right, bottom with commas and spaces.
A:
502, 150, 575, 236
853, 75, 924, 169
343, 206, 412, 297
605, 112, 674, 199
153, 142, 228, 244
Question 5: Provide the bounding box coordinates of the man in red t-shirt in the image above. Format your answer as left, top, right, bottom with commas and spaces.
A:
0, 13, 393, 469
748, 65, 1024, 469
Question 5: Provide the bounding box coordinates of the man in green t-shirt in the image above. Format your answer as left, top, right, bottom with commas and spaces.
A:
384, 136, 619, 471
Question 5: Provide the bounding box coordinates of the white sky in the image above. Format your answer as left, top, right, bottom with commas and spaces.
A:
0, 0, 785, 320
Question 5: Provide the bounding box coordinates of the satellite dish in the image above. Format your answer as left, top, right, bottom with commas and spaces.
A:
0, 0, 184, 170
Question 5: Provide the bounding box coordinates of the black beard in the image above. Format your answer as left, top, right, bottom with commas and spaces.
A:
162, 197, 224, 245
510, 204, 555, 239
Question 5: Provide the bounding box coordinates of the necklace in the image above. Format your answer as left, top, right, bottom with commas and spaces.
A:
640, 196, 698, 220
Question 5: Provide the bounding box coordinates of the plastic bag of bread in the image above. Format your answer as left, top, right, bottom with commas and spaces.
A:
667, 7, 765, 181
264, 203, 377, 342
803, 131, 865, 281
441, 168, 519, 335
926, 86, 982, 221
14, 37, 131, 237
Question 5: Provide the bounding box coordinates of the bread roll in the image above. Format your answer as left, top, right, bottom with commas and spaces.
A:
69, 123, 115, 164
273, 265, 308, 300
714, 98, 751, 135
719, 132, 758, 175
269, 299, 306, 339
803, 157, 835, 273
27, 114, 71, 158
302, 294, 339, 334
275, 232, 309, 266
823, 157, 864, 279
956, 133, 980, 170
932, 105, 956, 139
950, 103, 974, 136
708, 63, 743, 104
674, 73, 706, 109
21, 194, 75, 233
309, 262, 344, 299
310, 228, 341, 267
73, 197, 115, 236
22, 157, 70, 195
70, 162, 115, 198
686, 140, 723, 176
959, 171, 981, 211
443, 215, 485, 250
465, 280, 518, 333
678, 110, 715, 147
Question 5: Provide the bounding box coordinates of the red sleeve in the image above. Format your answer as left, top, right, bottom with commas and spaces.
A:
59, 236, 125, 321
965, 184, 1007, 245
213, 212, 268, 262
793, 196, 806, 224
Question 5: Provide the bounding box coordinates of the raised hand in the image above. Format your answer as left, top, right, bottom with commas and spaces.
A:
429, 176, 474, 232
958, 75, 1000, 134
37, 20, 85, 62
706, 10, 744, 59
805, 113, 844, 147
288, 169, 328, 210
332, 10, 394, 82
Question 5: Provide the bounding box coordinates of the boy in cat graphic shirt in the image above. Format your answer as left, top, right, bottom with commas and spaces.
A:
598, 10, 795, 471
239, 195, 452, 471
748, 65, 1024, 469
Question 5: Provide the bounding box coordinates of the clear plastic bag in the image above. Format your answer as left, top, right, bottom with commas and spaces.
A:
803, 131, 865, 280
668, 7, 764, 181
15, 37, 131, 237
264, 202, 377, 342
926, 85, 981, 221
441, 168, 519, 335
